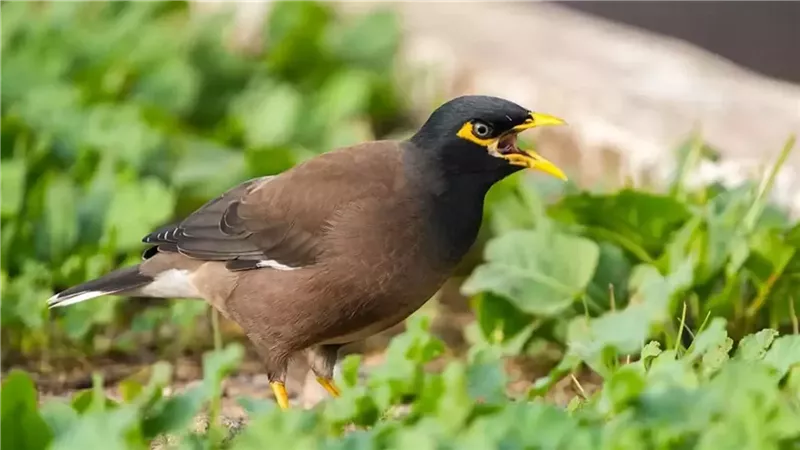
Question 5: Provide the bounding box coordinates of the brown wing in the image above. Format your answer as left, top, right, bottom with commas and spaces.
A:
142, 142, 402, 271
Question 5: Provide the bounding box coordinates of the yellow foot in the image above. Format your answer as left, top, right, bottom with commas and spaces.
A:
316, 377, 341, 397
270, 381, 290, 409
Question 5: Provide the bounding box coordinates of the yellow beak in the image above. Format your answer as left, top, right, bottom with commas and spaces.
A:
502, 112, 568, 181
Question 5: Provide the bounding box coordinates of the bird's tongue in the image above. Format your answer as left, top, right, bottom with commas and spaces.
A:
498, 134, 522, 155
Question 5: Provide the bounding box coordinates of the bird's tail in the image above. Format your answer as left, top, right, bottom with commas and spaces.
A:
47, 265, 153, 308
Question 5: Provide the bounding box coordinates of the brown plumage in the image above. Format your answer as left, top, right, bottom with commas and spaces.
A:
48, 95, 568, 408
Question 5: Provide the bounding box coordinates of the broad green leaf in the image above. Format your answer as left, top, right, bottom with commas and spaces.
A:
462, 229, 599, 316
0, 370, 52, 450
1, 158, 25, 218
465, 348, 507, 404
549, 189, 690, 262
786, 222, 800, 246
586, 242, 632, 309
763, 335, 800, 377
49, 406, 141, 450
472, 292, 535, 345
39, 401, 79, 440
736, 329, 779, 362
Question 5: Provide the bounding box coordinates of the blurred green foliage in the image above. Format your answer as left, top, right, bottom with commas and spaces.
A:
2, 315, 799, 449
1, 1, 411, 361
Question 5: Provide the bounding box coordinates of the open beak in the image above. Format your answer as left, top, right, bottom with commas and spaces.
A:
489, 112, 568, 180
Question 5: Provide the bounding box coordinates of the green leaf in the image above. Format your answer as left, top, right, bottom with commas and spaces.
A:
586, 242, 632, 309
462, 229, 600, 316
39, 401, 79, 440
236, 397, 276, 417
133, 58, 200, 115
735, 328, 779, 362
313, 70, 372, 125
328, 9, 400, 69
598, 365, 645, 414
567, 260, 694, 376
549, 189, 690, 262
83, 104, 162, 170
685, 318, 728, 363
700, 335, 733, 378
172, 140, 247, 200
340, 354, 363, 389
528, 352, 581, 399
465, 348, 508, 404
472, 292, 535, 345
49, 406, 141, 450
104, 177, 175, 251
0, 370, 52, 450
142, 386, 206, 439
202, 344, 245, 396
641, 341, 662, 362
762, 335, 800, 378
40, 174, 78, 262
367, 315, 444, 410
1, 157, 26, 218
234, 81, 302, 148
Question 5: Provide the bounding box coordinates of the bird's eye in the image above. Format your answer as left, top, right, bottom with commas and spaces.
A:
472, 121, 492, 139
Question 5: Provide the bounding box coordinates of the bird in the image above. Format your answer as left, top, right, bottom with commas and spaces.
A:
47, 95, 568, 409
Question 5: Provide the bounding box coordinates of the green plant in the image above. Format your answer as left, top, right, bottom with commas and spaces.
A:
467, 136, 799, 355
1, 1, 411, 361
2, 315, 799, 449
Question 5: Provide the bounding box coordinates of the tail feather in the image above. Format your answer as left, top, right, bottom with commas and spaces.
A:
48, 266, 152, 308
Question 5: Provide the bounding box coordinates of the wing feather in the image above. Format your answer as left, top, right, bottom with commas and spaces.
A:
141, 142, 402, 271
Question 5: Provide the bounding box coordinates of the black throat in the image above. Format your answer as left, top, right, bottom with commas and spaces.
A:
401, 140, 519, 268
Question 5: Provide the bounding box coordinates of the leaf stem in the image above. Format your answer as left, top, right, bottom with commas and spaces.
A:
675, 302, 688, 352
743, 135, 796, 232
570, 374, 588, 399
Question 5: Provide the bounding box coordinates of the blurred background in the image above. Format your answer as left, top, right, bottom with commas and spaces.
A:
2, 0, 799, 410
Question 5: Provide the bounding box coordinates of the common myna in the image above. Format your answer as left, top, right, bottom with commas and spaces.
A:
48, 95, 567, 409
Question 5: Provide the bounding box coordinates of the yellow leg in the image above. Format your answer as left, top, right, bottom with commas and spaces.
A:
270, 381, 290, 409
316, 377, 341, 397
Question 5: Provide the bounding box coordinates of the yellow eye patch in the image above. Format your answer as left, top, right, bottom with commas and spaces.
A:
456, 122, 495, 147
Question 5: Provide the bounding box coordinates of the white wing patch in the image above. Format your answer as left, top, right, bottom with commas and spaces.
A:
256, 259, 298, 271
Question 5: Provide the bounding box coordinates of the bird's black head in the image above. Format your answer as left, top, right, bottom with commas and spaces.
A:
408, 95, 567, 183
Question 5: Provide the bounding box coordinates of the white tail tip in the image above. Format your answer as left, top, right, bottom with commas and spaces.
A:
47, 291, 107, 308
